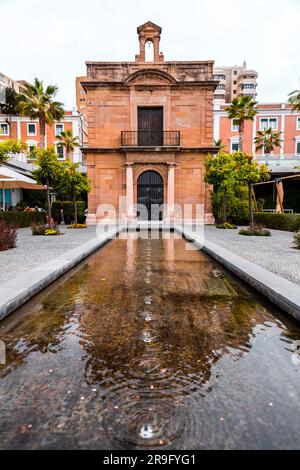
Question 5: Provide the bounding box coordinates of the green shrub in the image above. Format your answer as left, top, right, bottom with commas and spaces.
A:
293, 232, 300, 249
63, 201, 73, 216
15, 199, 27, 209
239, 228, 271, 236
51, 200, 63, 223
76, 200, 85, 215
254, 212, 300, 232
0, 219, 17, 251
0, 211, 46, 228
51, 200, 62, 213
257, 198, 265, 212
211, 185, 249, 225
230, 199, 249, 225
22, 189, 47, 209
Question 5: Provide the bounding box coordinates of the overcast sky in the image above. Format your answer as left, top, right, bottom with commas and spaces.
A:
1, 0, 299, 109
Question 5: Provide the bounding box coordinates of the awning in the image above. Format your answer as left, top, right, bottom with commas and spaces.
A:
0, 166, 46, 210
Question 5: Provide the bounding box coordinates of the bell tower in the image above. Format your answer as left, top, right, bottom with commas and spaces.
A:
135, 21, 164, 63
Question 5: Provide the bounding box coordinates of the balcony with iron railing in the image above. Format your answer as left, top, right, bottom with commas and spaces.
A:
121, 131, 180, 148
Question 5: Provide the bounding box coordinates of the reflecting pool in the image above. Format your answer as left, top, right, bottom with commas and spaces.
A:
0, 233, 300, 449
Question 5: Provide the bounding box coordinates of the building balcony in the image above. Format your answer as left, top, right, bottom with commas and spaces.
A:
214, 87, 226, 95
121, 131, 180, 148
240, 90, 257, 97
254, 154, 300, 173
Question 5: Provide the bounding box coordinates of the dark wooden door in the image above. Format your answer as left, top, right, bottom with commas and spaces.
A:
138, 107, 163, 146
137, 171, 164, 220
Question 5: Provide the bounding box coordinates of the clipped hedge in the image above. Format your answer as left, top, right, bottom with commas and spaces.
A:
77, 200, 86, 215
0, 211, 47, 228
254, 212, 300, 232
63, 201, 73, 216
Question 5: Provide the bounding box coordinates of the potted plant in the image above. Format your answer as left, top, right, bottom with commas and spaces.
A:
61, 161, 90, 225
63, 201, 73, 225
77, 201, 86, 224
51, 200, 63, 224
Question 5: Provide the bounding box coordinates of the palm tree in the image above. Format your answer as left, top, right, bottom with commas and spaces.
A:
288, 90, 300, 111
56, 129, 79, 160
0, 87, 20, 137
18, 78, 64, 149
226, 96, 258, 152
254, 128, 282, 155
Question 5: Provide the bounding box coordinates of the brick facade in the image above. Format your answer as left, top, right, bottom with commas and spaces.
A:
77, 21, 218, 222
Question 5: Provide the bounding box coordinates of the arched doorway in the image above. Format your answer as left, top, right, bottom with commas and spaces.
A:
137, 170, 164, 220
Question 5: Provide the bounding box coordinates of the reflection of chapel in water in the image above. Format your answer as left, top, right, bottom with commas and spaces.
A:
77, 21, 218, 221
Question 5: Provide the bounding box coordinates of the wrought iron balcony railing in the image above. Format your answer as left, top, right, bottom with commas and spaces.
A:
121, 131, 180, 147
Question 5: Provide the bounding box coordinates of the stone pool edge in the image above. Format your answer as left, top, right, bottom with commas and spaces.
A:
0, 226, 121, 321
176, 226, 300, 321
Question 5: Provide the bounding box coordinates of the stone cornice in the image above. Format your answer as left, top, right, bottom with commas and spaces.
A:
85, 60, 215, 66
81, 80, 218, 91
81, 146, 218, 154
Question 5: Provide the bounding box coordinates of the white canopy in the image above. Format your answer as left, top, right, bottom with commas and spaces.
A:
0, 166, 46, 210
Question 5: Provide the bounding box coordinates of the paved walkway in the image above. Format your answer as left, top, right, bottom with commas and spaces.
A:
204, 226, 300, 286
0, 225, 98, 283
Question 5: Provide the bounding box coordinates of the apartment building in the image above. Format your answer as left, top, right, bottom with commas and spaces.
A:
214, 102, 300, 174
0, 104, 88, 208
0, 110, 87, 164
213, 62, 258, 104
0, 72, 23, 104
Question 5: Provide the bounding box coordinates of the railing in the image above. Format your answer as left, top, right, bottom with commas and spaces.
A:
254, 154, 300, 172
254, 154, 299, 161
121, 131, 180, 147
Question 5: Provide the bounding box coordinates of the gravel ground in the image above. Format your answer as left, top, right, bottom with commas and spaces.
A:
1, 224, 299, 287
204, 226, 300, 285
0, 225, 98, 283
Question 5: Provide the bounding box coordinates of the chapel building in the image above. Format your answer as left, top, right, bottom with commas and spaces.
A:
77, 21, 218, 222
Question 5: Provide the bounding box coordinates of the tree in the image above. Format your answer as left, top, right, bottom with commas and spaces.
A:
0, 139, 27, 165
61, 161, 90, 225
205, 152, 238, 222
226, 96, 258, 151
233, 152, 270, 230
32, 147, 64, 228
56, 129, 79, 160
254, 128, 282, 155
0, 87, 20, 136
18, 78, 64, 149
288, 90, 300, 111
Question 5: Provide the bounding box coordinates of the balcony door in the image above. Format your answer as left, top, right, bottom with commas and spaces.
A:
138, 107, 163, 146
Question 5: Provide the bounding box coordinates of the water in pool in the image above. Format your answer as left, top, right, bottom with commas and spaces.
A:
0, 233, 300, 449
